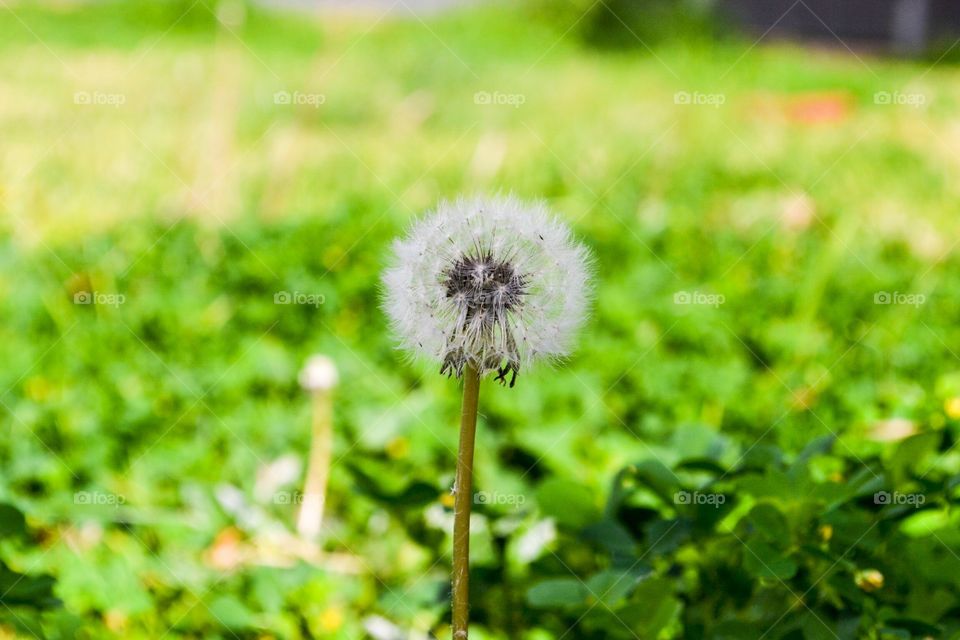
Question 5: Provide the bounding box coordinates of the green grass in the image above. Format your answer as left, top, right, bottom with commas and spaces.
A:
1, 1, 960, 638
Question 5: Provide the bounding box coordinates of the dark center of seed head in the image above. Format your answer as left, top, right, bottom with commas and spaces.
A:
440, 252, 528, 386
443, 253, 526, 315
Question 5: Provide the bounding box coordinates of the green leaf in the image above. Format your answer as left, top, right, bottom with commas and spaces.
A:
526, 578, 589, 608
674, 458, 727, 475
536, 478, 598, 529
0, 563, 58, 608
884, 617, 941, 637
795, 435, 835, 466
832, 467, 884, 507
585, 568, 647, 606
746, 503, 789, 544
619, 577, 681, 636
629, 459, 680, 506
739, 468, 808, 502
0, 611, 47, 639
900, 509, 950, 537
737, 444, 783, 472
670, 424, 730, 461
208, 595, 258, 630
890, 432, 941, 479
348, 463, 438, 509
800, 612, 839, 640
742, 540, 798, 580
393, 481, 440, 507
711, 621, 766, 640
0, 504, 27, 539
645, 518, 691, 556
876, 628, 911, 640
581, 519, 636, 565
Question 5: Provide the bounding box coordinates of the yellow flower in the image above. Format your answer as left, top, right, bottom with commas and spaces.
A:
319, 606, 343, 632
103, 610, 127, 633
818, 524, 833, 542
386, 436, 410, 460
944, 397, 960, 420
855, 569, 884, 592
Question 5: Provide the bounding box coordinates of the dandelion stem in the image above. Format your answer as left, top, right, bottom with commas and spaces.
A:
452, 365, 480, 639
297, 389, 333, 540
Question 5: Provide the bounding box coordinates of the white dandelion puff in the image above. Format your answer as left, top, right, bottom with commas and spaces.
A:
382, 195, 591, 386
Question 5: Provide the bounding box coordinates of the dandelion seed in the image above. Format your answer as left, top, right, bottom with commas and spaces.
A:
382, 194, 591, 387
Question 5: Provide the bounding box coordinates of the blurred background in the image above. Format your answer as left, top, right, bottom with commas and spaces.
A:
2, 0, 960, 638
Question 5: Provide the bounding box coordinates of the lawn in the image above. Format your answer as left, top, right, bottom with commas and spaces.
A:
1, 1, 960, 638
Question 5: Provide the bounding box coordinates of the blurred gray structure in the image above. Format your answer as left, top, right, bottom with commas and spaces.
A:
721, 0, 960, 54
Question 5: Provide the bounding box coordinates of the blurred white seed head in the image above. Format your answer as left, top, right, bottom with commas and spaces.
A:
382, 195, 591, 386
299, 355, 338, 392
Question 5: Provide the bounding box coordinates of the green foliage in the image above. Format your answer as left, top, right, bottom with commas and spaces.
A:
525, 0, 726, 49
0, 503, 70, 638
516, 431, 960, 639
2, 1, 960, 638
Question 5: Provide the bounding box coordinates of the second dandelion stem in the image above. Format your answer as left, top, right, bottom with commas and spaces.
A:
452, 365, 480, 639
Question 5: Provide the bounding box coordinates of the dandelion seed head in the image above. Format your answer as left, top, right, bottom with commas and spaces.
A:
382, 195, 591, 385
299, 355, 339, 391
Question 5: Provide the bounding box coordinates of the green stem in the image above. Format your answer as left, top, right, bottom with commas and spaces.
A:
452, 365, 480, 639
